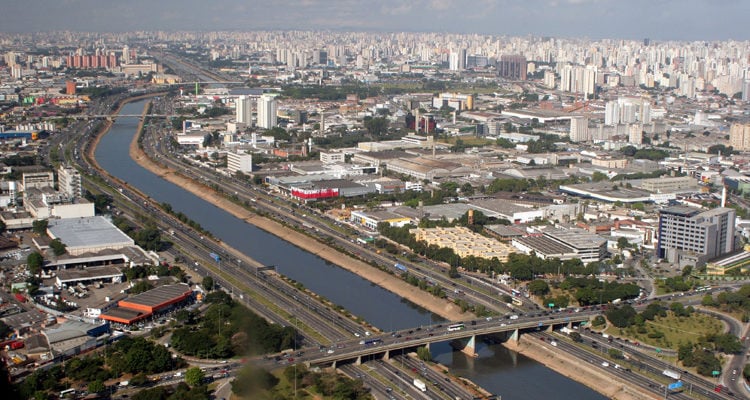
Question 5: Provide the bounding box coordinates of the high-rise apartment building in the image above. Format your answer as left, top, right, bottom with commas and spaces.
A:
628, 124, 643, 145
569, 116, 589, 142
235, 95, 252, 124
498, 55, 527, 80
742, 79, 750, 102
657, 206, 735, 266
582, 65, 597, 97
58, 165, 82, 199
604, 101, 619, 125
257, 94, 278, 129
449, 49, 466, 71
729, 123, 750, 151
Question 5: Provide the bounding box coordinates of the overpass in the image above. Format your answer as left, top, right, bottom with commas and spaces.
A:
50, 114, 179, 120
300, 312, 592, 368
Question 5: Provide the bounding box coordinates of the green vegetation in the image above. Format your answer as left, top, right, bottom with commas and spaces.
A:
559, 277, 640, 306
620, 145, 670, 161
606, 303, 724, 357
170, 291, 297, 359
32, 219, 48, 235
131, 382, 210, 400
49, 238, 67, 256
123, 263, 187, 283
231, 364, 372, 400
704, 284, 750, 320
658, 275, 698, 293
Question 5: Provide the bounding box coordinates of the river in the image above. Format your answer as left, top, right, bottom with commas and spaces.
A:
94, 99, 606, 400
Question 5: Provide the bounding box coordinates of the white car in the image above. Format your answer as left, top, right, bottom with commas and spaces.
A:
354, 332, 361, 337
601, 362, 609, 367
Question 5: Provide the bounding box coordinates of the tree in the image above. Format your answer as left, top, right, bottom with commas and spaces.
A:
231, 365, 279, 398
569, 332, 583, 343
202, 276, 214, 292
617, 237, 630, 250
49, 239, 67, 256
27, 252, 44, 276
32, 219, 48, 235
416, 346, 432, 361
527, 279, 550, 296
87, 380, 105, 394
185, 366, 205, 387
363, 116, 389, 137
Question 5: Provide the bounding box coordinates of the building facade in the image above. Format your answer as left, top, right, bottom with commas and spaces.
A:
657, 206, 735, 267
57, 165, 82, 199
729, 123, 750, 151
226, 151, 253, 174
257, 93, 278, 129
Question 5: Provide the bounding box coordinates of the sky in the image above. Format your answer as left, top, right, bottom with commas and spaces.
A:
3, 0, 749, 41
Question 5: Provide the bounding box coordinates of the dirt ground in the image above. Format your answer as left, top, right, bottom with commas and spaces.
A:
89, 97, 654, 399
506, 336, 661, 400
123, 118, 466, 322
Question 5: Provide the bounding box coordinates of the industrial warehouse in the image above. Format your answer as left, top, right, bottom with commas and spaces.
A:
99, 284, 194, 325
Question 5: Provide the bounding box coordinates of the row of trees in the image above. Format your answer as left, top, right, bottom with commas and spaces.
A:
378, 222, 611, 282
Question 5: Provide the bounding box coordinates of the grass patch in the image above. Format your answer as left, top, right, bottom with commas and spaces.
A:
606, 312, 723, 350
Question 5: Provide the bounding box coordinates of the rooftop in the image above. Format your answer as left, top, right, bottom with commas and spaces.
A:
122, 284, 192, 308
47, 216, 134, 249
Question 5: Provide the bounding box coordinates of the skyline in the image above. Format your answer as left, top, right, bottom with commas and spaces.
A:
3, 0, 750, 42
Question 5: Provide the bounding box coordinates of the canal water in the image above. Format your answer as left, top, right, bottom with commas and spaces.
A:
95, 99, 606, 400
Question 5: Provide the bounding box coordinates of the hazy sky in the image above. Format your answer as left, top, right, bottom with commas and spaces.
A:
4, 0, 749, 41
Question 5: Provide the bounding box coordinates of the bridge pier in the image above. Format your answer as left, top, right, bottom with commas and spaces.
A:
331, 360, 336, 369
461, 335, 477, 357
510, 328, 520, 343
383, 350, 390, 361
354, 356, 361, 366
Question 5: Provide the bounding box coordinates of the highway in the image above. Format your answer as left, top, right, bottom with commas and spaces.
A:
51, 62, 750, 399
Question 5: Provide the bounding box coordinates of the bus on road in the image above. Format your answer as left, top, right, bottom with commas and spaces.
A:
447, 323, 466, 332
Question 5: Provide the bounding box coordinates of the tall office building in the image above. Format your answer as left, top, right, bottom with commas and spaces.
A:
657, 206, 735, 266
449, 49, 466, 71
729, 123, 750, 151
569, 116, 589, 142
257, 94, 278, 129
235, 95, 252, 124
498, 55, 527, 80
742, 79, 750, 102
313, 50, 328, 65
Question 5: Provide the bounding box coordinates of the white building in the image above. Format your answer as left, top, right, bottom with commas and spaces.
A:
226, 151, 253, 174
57, 165, 82, 199
257, 94, 278, 129
569, 116, 589, 143
235, 95, 252, 124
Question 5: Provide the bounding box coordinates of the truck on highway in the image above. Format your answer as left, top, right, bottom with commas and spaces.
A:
663, 369, 681, 380
612, 298, 622, 305
413, 378, 427, 392
394, 263, 407, 273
